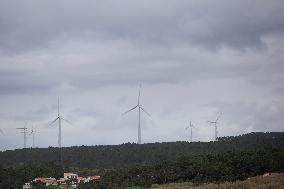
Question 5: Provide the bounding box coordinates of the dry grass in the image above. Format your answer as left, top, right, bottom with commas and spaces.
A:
150, 173, 284, 189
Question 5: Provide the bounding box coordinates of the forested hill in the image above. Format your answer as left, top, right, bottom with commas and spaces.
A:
0, 132, 283, 169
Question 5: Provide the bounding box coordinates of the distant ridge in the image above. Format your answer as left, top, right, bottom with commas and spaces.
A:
0, 132, 283, 169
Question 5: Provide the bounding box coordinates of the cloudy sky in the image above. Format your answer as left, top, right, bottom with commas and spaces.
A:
0, 0, 283, 150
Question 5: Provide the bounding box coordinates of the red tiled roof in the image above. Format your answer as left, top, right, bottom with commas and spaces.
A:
89, 176, 100, 180
34, 178, 56, 183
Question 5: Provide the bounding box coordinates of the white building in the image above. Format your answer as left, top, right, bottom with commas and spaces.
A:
23, 183, 32, 189
64, 173, 78, 180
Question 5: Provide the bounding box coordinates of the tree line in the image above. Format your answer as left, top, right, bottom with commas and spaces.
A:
77, 149, 284, 188
0, 162, 63, 189
0, 132, 283, 169
0, 132, 283, 189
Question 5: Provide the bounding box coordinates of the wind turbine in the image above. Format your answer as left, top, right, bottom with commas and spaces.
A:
16, 121, 28, 148
30, 126, 39, 148
207, 113, 222, 141
185, 121, 195, 142
49, 97, 71, 148
122, 85, 151, 144
49, 97, 71, 165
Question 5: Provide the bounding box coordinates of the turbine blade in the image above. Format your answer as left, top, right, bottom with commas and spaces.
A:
138, 91, 140, 105
0, 128, 4, 135
215, 113, 222, 123
140, 106, 151, 117
122, 105, 138, 115
43, 124, 50, 128
58, 96, 60, 116
49, 117, 59, 126
43, 123, 54, 128
23, 121, 29, 129
138, 84, 142, 105
185, 126, 189, 130
61, 117, 72, 125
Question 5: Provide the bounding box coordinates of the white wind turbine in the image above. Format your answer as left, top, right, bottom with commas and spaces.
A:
122, 85, 151, 144
30, 126, 39, 148
185, 121, 195, 142
16, 121, 28, 148
48, 97, 71, 166
49, 97, 71, 149
207, 112, 222, 141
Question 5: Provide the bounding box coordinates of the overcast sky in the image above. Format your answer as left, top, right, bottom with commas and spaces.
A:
0, 0, 284, 150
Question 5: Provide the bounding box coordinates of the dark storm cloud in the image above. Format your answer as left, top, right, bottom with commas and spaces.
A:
0, 0, 283, 93
0, 0, 283, 55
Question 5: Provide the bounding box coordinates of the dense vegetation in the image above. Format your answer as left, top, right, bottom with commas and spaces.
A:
0, 162, 63, 189
0, 132, 283, 169
78, 149, 284, 188
0, 132, 283, 189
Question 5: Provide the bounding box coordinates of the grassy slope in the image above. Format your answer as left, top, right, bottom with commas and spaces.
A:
150, 173, 284, 189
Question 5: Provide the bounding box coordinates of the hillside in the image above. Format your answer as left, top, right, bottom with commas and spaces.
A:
76, 148, 284, 188
150, 173, 284, 189
1, 132, 284, 189
0, 132, 283, 169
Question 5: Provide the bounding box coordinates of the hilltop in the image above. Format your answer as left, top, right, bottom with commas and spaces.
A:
0, 132, 283, 169
0, 132, 283, 188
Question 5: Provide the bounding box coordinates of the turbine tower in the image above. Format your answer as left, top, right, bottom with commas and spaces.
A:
122, 85, 151, 144
207, 113, 222, 141
186, 121, 195, 142
30, 126, 39, 148
16, 122, 28, 148
49, 97, 71, 165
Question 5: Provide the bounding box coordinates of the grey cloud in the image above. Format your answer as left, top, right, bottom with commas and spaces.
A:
70, 108, 104, 119
0, 47, 275, 95
0, 104, 55, 123
0, 0, 284, 54
0, 1, 283, 149
0, 69, 56, 94
208, 100, 284, 132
